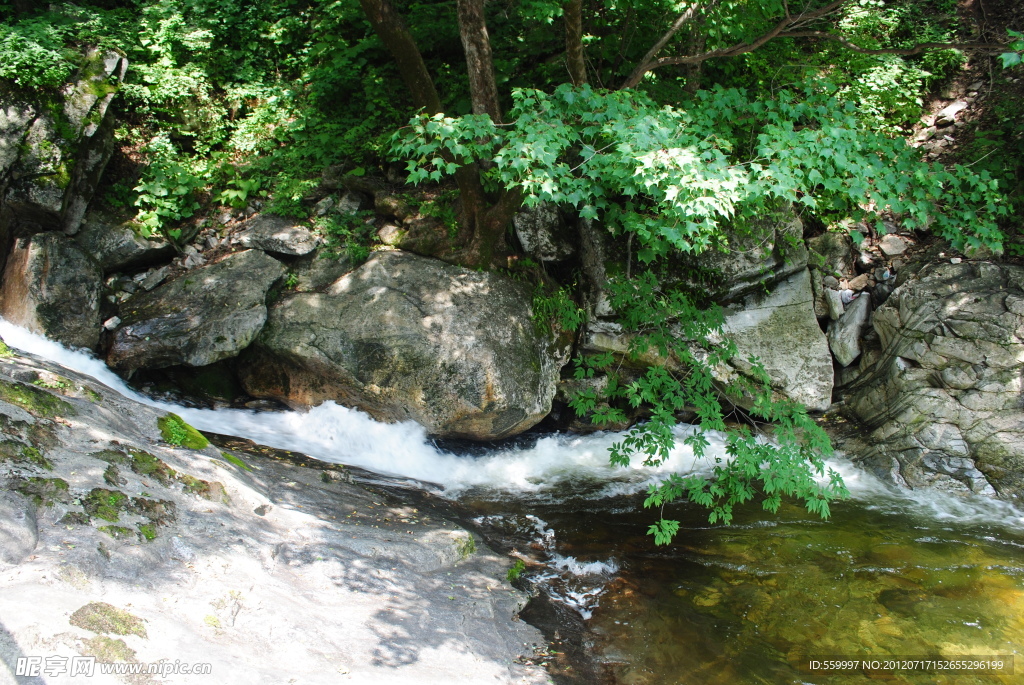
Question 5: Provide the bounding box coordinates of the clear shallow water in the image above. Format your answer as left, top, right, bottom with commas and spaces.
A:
4, 320, 1023, 683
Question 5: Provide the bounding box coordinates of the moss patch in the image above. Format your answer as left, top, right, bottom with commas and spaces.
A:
12, 476, 69, 506
0, 414, 59, 452
0, 379, 75, 418
158, 413, 209, 449
71, 602, 147, 638
179, 475, 229, 504
0, 439, 52, 470
129, 497, 176, 525
0, 337, 15, 357
98, 525, 134, 539
218, 451, 251, 471
82, 488, 130, 522
81, 635, 137, 663
138, 523, 157, 541
58, 511, 91, 525
126, 448, 177, 486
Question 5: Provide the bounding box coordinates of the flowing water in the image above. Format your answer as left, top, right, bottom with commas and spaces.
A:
4, 320, 1023, 684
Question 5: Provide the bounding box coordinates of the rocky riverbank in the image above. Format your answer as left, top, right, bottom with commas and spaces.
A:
0, 344, 550, 684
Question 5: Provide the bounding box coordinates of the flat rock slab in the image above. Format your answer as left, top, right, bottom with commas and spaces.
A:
0, 350, 548, 685
722, 268, 834, 412
107, 249, 285, 371
238, 214, 319, 256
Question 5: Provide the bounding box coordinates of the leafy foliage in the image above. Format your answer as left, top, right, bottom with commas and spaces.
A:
395, 82, 1009, 254
567, 273, 848, 538
0, 14, 76, 88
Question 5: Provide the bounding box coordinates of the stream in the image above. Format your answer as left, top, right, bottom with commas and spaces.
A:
3, 320, 1022, 684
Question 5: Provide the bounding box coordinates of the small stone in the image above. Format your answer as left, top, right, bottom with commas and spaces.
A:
969, 80, 984, 91
825, 289, 845, 321
878, 234, 907, 257
891, 259, 904, 272
950, 257, 962, 264
141, 266, 170, 291
183, 245, 200, 257
183, 252, 206, 270
314, 195, 336, 216
218, 212, 232, 225
848, 273, 870, 291
377, 223, 405, 246
875, 267, 891, 281
822, 275, 839, 289
914, 127, 937, 142
205, 235, 220, 250
935, 100, 968, 127
102, 316, 121, 331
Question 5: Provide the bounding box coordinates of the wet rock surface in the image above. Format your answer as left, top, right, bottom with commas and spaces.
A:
0, 346, 548, 685
0, 232, 102, 349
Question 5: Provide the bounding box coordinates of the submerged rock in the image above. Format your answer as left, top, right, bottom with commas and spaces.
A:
240, 250, 568, 440
845, 262, 1024, 497
107, 249, 285, 372
0, 232, 102, 349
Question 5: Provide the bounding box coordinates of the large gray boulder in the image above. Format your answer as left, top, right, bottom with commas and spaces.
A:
0, 49, 127, 238
0, 232, 102, 349
74, 213, 173, 273
107, 249, 285, 372
719, 268, 834, 412
845, 262, 1024, 497
239, 250, 569, 440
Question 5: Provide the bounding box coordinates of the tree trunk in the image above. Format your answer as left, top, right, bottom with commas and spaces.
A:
456, 0, 504, 123
358, 0, 443, 115
564, 0, 587, 85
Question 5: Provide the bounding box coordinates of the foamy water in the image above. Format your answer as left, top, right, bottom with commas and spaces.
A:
4, 319, 1024, 530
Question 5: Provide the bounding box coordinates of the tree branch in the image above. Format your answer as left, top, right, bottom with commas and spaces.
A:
777, 30, 1006, 56
621, 0, 849, 88
621, 0, 714, 89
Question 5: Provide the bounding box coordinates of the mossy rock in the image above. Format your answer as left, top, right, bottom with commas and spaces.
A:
81, 635, 137, 663
129, 496, 176, 526
0, 337, 15, 357
12, 476, 70, 506
178, 475, 229, 504
0, 379, 75, 418
157, 413, 209, 450
70, 602, 147, 638
103, 464, 125, 487
58, 511, 91, 525
98, 525, 135, 540
218, 451, 251, 471
82, 488, 130, 522
0, 414, 59, 451
0, 440, 52, 470
126, 448, 177, 485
